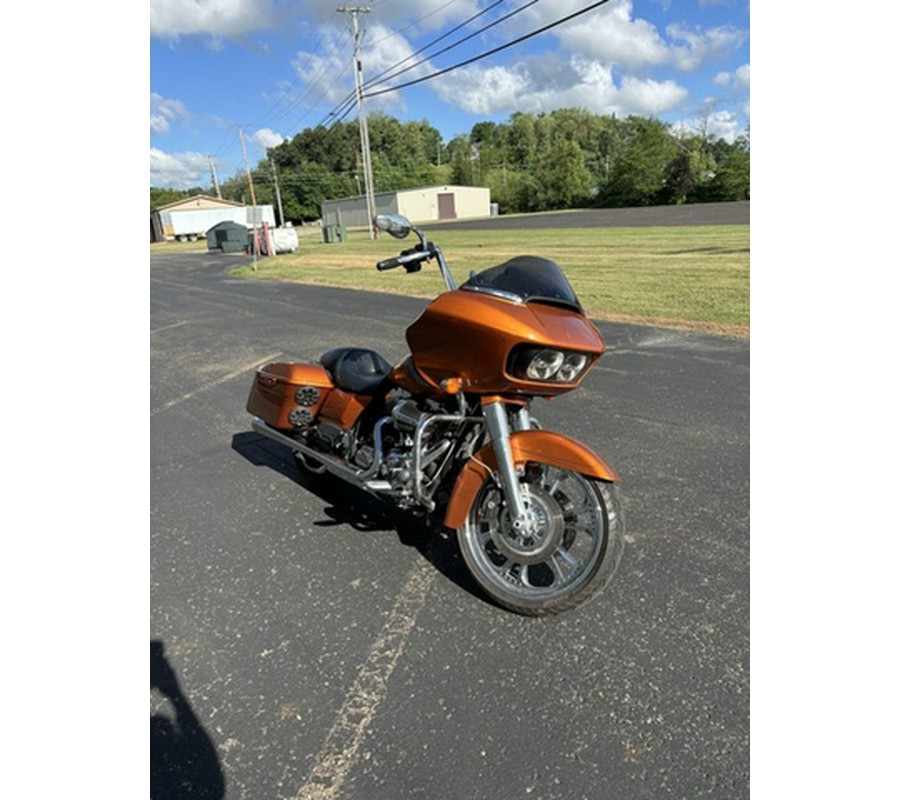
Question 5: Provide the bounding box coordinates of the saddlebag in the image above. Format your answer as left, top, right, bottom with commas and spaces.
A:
246, 362, 333, 431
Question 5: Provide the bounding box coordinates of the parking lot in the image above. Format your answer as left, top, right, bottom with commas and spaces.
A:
151, 249, 749, 799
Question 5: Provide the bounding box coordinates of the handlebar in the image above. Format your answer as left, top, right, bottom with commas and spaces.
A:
372, 215, 457, 291
376, 248, 430, 271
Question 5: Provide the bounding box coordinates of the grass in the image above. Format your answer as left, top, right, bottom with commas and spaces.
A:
202, 223, 748, 337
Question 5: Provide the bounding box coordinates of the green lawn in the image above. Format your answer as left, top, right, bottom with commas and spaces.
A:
221, 224, 748, 336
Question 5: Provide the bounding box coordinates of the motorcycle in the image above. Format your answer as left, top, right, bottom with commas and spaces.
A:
246, 214, 624, 615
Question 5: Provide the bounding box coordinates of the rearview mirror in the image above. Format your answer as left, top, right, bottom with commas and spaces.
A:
374, 214, 412, 239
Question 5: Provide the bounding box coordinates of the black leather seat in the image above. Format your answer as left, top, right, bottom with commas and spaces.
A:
320, 348, 392, 395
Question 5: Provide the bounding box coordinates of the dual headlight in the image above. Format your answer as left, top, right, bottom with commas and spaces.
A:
508, 346, 593, 384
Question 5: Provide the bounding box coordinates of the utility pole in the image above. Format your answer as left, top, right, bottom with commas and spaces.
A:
208, 156, 222, 198
238, 126, 260, 270
338, 6, 376, 239
270, 156, 285, 228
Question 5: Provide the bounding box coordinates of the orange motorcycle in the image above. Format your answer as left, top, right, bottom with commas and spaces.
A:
247, 214, 624, 615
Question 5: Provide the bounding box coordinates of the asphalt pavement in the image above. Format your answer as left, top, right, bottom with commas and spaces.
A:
151, 246, 749, 799
425, 201, 749, 231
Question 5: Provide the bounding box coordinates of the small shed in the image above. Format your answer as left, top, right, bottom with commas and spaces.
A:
207, 220, 249, 253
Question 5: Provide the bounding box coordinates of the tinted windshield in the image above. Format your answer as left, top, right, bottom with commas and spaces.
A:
460, 256, 582, 311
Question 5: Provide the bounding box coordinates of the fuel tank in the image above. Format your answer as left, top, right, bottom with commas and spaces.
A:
405, 289, 605, 396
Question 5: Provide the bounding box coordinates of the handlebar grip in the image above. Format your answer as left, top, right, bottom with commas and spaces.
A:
376, 249, 428, 271
376, 257, 403, 271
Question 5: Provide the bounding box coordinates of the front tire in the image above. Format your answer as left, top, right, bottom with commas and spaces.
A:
457, 465, 624, 616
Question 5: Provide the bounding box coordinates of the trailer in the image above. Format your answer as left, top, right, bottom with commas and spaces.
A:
158, 204, 277, 242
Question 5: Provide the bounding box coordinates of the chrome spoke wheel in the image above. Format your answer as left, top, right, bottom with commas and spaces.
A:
458, 464, 624, 616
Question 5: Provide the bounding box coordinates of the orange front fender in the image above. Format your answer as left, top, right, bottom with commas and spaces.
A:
443, 430, 620, 530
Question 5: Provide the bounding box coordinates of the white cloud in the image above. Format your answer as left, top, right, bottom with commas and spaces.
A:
433, 55, 688, 119
617, 74, 690, 116
149, 0, 482, 40
666, 23, 746, 71
291, 21, 432, 114
150, 93, 188, 134
520, 1, 745, 73
150, 0, 278, 38
251, 128, 285, 150
707, 109, 743, 141
433, 64, 531, 114
290, 43, 353, 107
671, 110, 743, 143
714, 63, 750, 92
150, 148, 210, 189
553, 1, 671, 70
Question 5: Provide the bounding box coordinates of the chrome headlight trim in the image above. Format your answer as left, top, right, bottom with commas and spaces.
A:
508, 345, 592, 384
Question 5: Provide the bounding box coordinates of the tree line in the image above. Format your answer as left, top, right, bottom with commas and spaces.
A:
151, 109, 749, 221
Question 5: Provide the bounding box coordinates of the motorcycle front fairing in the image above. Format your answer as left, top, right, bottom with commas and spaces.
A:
405, 256, 605, 397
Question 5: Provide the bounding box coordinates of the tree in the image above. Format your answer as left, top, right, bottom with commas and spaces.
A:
662, 136, 717, 204
505, 112, 538, 168
534, 139, 593, 210
706, 145, 750, 201
448, 135, 475, 185
150, 187, 207, 211
602, 118, 679, 207
233, 108, 747, 221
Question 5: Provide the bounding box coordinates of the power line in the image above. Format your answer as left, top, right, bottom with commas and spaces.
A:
320, 0, 518, 129
279, 27, 357, 136
239, 10, 343, 131
363, 0, 506, 87
363, 0, 533, 93
364, 0, 612, 99
366, 0, 462, 47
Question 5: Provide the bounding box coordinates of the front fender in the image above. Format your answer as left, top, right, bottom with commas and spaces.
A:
443, 430, 620, 530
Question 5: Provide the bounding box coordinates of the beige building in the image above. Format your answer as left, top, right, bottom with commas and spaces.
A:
321, 185, 492, 228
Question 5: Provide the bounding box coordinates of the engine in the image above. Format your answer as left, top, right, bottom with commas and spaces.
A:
301, 387, 481, 511
370, 391, 462, 509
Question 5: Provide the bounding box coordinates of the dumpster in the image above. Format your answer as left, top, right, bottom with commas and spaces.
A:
322, 225, 347, 244
207, 220, 250, 253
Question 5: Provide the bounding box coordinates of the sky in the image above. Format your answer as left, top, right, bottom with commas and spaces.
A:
150, 0, 750, 190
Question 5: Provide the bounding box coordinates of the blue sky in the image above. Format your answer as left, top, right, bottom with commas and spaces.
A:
150, 0, 750, 189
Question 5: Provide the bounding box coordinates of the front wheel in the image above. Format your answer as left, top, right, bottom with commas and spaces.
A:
457, 464, 624, 616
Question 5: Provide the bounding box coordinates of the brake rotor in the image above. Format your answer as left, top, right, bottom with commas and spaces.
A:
493, 486, 565, 565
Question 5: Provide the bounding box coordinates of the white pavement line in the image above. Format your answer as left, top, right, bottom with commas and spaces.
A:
150, 352, 281, 417
294, 561, 436, 800
150, 320, 191, 335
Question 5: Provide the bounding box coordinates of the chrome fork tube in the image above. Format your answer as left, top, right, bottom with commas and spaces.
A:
510, 405, 533, 432
483, 401, 528, 528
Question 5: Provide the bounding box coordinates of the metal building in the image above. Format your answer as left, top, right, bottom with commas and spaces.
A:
320, 185, 491, 229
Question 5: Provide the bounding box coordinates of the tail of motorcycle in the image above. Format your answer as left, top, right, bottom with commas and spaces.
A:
247, 360, 378, 484
247, 361, 334, 431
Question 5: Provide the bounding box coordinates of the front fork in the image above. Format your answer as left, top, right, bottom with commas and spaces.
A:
482, 400, 533, 533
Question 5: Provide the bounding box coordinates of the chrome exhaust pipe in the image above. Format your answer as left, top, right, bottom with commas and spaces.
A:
250, 417, 387, 490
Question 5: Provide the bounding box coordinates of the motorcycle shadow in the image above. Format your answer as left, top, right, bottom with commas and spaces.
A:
231, 431, 482, 602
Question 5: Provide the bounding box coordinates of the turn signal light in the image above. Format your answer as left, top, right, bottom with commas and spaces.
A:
441, 377, 463, 394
